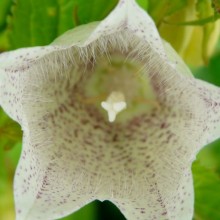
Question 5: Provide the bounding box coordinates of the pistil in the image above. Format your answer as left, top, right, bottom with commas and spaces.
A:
101, 91, 127, 122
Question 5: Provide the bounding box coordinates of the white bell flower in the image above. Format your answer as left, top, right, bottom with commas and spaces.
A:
0, 0, 220, 219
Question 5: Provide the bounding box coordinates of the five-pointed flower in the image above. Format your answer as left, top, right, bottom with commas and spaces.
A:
0, 0, 220, 219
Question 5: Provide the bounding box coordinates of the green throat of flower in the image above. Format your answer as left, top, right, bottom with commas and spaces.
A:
84, 52, 159, 123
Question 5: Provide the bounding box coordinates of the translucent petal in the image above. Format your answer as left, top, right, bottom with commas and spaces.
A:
191, 79, 220, 146
162, 40, 193, 78
155, 39, 220, 153
110, 170, 194, 220
0, 47, 55, 123
14, 133, 97, 220
0, 22, 101, 125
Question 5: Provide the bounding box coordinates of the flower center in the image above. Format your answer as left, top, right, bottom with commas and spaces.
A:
101, 91, 127, 122
84, 52, 159, 123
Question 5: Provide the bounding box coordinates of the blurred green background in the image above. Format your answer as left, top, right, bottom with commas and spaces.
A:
0, 0, 220, 219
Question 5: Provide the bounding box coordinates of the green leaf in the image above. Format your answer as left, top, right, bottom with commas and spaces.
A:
8, 0, 59, 48
0, 139, 21, 220
98, 201, 126, 220
0, 31, 10, 52
29, 0, 59, 46
148, 0, 188, 25
0, 109, 22, 151
136, 0, 148, 10
212, 0, 220, 13
194, 53, 220, 86
193, 152, 220, 220
197, 0, 213, 18
62, 201, 98, 220
163, 14, 220, 26
71, 0, 118, 26
57, 0, 76, 35
8, 0, 120, 48
0, 109, 22, 219
0, 109, 21, 196
0, 0, 13, 51
50, 0, 121, 36
0, 0, 13, 31
162, 0, 220, 26
57, 0, 149, 36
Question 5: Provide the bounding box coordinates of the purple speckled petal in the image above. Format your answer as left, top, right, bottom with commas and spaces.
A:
0, 0, 220, 220
86, 0, 166, 58
191, 79, 220, 146
111, 171, 194, 220
14, 132, 96, 220
0, 22, 101, 125
52, 0, 166, 59
0, 47, 56, 123
11, 37, 220, 220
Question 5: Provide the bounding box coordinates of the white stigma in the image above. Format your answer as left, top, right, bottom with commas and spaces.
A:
101, 91, 127, 123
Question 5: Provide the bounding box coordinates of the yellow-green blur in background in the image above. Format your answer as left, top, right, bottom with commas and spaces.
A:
0, 0, 220, 219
